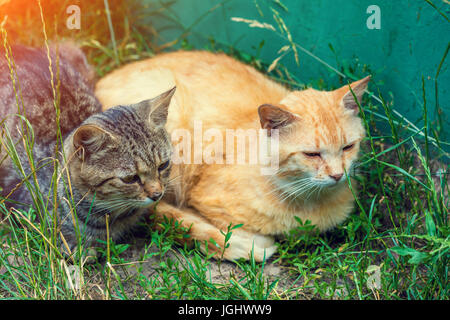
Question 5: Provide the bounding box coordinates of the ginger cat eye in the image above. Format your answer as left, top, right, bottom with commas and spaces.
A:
343, 143, 355, 151
303, 152, 321, 158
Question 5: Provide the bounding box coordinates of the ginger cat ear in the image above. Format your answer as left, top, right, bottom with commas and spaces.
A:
258, 104, 297, 136
73, 124, 116, 157
337, 76, 371, 113
133, 86, 176, 127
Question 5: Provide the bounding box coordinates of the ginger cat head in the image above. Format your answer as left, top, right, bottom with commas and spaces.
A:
259, 77, 369, 198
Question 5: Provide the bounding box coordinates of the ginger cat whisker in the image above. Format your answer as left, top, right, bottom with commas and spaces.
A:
278, 178, 314, 200
262, 177, 306, 198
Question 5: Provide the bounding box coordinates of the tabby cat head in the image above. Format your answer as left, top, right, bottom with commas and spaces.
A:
259, 77, 370, 195
66, 88, 175, 211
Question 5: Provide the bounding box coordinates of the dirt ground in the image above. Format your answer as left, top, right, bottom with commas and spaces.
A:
111, 237, 302, 299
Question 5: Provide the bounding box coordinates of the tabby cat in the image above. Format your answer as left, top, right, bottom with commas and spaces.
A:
56, 89, 174, 253
96, 50, 370, 261
0, 44, 175, 254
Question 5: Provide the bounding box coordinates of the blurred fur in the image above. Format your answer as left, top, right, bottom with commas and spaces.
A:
0, 43, 101, 209
0, 43, 99, 144
96, 50, 369, 261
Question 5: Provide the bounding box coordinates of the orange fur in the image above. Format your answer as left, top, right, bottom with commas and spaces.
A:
95, 51, 369, 261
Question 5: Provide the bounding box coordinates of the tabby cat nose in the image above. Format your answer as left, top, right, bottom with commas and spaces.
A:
329, 173, 343, 182
150, 192, 162, 201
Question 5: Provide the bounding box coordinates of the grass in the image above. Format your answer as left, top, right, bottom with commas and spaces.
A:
0, 0, 449, 300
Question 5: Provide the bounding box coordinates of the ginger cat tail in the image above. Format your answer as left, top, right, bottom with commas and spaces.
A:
96, 51, 370, 261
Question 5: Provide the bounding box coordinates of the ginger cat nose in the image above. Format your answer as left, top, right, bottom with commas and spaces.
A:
330, 173, 343, 182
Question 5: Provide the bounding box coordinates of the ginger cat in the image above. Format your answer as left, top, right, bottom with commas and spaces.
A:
95, 51, 370, 261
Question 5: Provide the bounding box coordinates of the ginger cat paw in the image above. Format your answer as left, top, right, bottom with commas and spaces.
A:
223, 230, 277, 262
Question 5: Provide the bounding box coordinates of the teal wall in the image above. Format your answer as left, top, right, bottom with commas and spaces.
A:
147, 0, 449, 145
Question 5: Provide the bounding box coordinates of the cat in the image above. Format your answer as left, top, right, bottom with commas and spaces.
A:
0, 43, 97, 145
95, 50, 370, 261
0, 42, 101, 210
56, 89, 174, 253
0, 43, 175, 255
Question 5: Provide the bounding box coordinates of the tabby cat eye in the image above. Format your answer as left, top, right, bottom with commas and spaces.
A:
158, 160, 170, 171
121, 175, 141, 184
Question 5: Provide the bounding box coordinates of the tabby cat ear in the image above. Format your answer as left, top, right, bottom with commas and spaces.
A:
73, 124, 115, 157
338, 76, 371, 113
258, 104, 297, 136
133, 86, 176, 127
